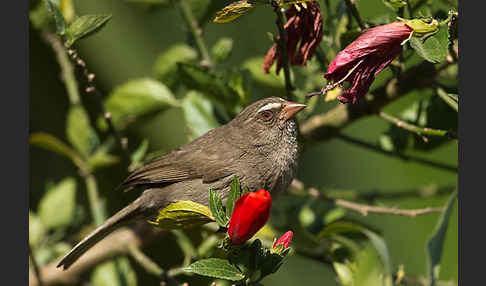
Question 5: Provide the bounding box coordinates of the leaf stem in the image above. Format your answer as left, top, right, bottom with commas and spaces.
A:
272, 2, 295, 101
84, 174, 107, 226
336, 133, 458, 173
378, 111, 454, 141
178, 0, 213, 68
128, 245, 181, 285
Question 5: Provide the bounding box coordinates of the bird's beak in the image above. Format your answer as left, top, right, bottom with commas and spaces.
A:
280, 101, 306, 121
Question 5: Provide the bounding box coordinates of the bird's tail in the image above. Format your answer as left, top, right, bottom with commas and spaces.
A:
57, 197, 145, 270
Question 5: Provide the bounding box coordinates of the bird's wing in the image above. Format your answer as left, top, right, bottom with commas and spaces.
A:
120, 128, 244, 190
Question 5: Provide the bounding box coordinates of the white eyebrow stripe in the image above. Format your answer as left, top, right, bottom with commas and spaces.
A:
257, 103, 282, 113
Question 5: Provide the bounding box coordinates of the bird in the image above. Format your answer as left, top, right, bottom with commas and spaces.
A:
57, 97, 306, 270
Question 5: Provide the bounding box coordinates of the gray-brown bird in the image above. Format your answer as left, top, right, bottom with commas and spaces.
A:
57, 97, 305, 270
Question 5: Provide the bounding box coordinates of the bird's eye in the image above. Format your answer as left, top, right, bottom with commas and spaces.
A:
259, 110, 273, 121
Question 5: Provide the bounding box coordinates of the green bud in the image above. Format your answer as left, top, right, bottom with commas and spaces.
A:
398, 17, 439, 38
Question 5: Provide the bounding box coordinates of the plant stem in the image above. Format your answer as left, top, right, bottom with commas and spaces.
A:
378, 111, 454, 141
84, 174, 107, 226
437, 88, 458, 112
336, 133, 458, 173
272, 2, 295, 101
290, 179, 446, 217
343, 0, 365, 30
42, 32, 80, 105
178, 0, 213, 68
29, 246, 44, 286
128, 245, 180, 286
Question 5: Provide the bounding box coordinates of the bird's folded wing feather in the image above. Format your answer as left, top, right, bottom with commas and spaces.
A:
120, 129, 244, 190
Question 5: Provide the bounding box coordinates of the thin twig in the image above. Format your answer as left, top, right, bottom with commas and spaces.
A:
128, 245, 181, 286
336, 133, 458, 173
436, 87, 458, 112
272, 1, 295, 101
378, 111, 454, 141
67, 49, 129, 154
29, 246, 44, 286
84, 173, 107, 226
290, 179, 445, 217
178, 0, 213, 68
343, 0, 365, 30
41, 32, 80, 105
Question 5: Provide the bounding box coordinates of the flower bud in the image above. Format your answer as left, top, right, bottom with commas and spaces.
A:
273, 231, 293, 249
227, 189, 272, 245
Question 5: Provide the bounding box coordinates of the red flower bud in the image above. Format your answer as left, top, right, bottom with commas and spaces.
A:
322, 21, 413, 104
273, 231, 293, 249
227, 189, 272, 245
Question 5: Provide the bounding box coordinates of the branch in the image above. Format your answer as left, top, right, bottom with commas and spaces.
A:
66, 48, 129, 154
336, 133, 458, 173
289, 179, 445, 217
28, 225, 165, 286
178, 0, 213, 68
300, 61, 442, 141
343, 0, 365, 30
378, 111, 455, 141
41, 32, 80, 105
128, 245, 181, 286
272, 1, 295, 101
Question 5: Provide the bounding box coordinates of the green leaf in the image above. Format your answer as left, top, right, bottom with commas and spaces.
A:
66, 105, 99, 158
104, 78, 178, 130
65, 14, 112, 47
177, 63, 239, 108
409, 28, 448, 64
153, 44, 198, 88
181, 91, 221, 139
226, 175, 241, 219
44, 0, 67, 35
91, 258, 138, 286
426, 191, 457, 286
241, 57, 285, 89
148, 200, 215, 229
88, 150, 119, 171
38, 177, 77, 229
184, 258, 245, 281
29, 211, 46, 248
437, 90, 458, 112
211, 38, 234, 63
333, 262, 354, 286
30, 1, 51, 30
213, 0, 256, 23
29, 132, 87, 171
319, 221, 392, 275
209, 189, 228, 227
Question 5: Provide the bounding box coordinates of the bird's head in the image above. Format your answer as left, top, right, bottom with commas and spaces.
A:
230, 97, 306, 148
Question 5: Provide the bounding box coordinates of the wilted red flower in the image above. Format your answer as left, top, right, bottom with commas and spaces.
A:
227, 189, 272, 245
322, 21, 413, 104
263, 2, 323, 74
273, 230, 293, 248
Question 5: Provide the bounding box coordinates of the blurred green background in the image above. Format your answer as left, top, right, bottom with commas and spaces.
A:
29, 0, 457, 285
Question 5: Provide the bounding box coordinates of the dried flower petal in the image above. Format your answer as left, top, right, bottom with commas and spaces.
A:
263, 1, 323, 74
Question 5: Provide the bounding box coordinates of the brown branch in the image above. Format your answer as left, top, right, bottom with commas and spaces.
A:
28, 225, 165, 286
289, 179, 444, 217
300, 61, 439, 141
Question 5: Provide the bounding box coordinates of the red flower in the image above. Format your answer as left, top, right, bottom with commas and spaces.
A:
273, 230, 293, 248
263, 2, 323, 74
322, 21, 413, 104
227, 189, 272, 245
